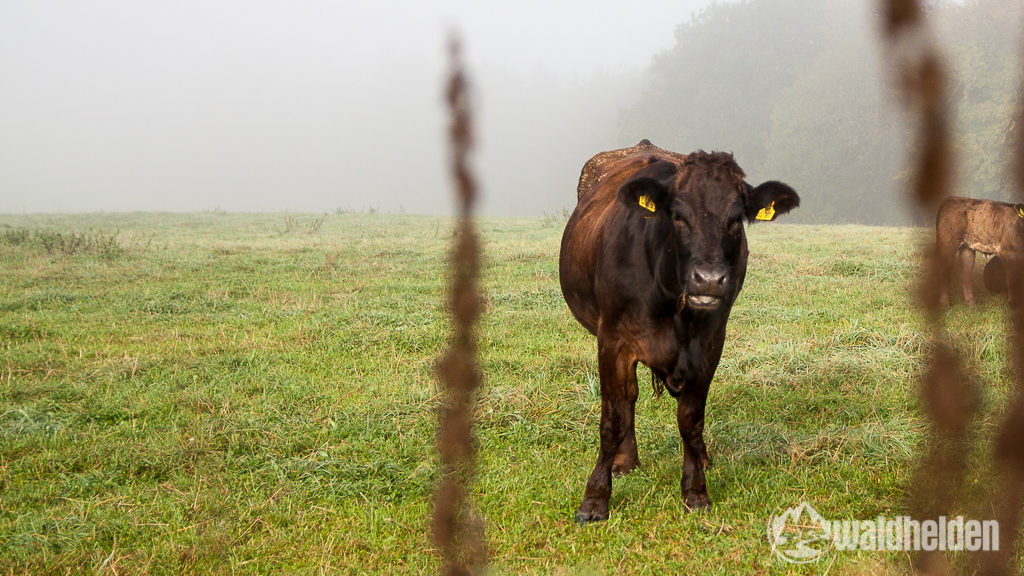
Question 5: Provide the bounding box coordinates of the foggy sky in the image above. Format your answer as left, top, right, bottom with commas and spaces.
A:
0, 0, 723, 216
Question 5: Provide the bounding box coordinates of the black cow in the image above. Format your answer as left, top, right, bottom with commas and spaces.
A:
559, 140, 799, 523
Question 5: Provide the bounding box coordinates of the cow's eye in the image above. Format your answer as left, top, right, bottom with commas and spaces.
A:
674, 217, 690, 232
728, 218, 742, 235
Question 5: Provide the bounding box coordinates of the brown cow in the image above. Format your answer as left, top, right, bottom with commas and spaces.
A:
559, 140, 799, 523
936, 196, 1024, 307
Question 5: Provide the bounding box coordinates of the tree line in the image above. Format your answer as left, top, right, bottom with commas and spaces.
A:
619, 0, 1023, 225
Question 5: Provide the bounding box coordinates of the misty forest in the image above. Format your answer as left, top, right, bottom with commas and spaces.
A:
619, 0, 1021, 225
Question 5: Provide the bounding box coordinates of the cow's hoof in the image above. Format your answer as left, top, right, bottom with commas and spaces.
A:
575, 502, 609, 525
574, 511, 607, 525
684, 491, 711, 511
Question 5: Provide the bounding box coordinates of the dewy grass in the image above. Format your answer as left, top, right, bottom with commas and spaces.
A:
0, 227, 126, 259
0, 213, 1020, 574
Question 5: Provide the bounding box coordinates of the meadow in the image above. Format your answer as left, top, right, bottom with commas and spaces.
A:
0, 212, 1020, 574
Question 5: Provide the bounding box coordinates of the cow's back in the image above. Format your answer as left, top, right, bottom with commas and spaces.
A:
576, 139, 686, 201
938, 196, 1020, 255
561, 142, 684, 334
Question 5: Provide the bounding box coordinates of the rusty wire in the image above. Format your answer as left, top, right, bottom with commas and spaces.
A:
430, 35, 486, 576
881, 0, 1022, 573
882, 0, 977, 572
983, 18, 1024, 575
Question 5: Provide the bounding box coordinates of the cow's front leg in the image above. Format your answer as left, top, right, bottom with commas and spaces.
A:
612, 369, 640, 476
677, 381, 711, 511
612, 422, 639, 476
958, 247, 976, 306
576, 337, 634, 524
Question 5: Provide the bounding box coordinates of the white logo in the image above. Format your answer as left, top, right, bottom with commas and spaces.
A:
767, 502, 831, 564
767, 501, 999, 563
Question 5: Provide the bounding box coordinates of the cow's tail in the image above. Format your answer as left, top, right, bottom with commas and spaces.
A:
650, 366, 665, 398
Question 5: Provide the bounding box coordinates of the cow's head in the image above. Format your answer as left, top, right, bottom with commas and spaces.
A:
617, 152, 799, 312
999, 206, 1024, 308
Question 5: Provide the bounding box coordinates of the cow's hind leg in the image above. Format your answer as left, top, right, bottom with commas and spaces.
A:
612, 363, 640, 476
958, 247, 976, 306
576, 337, 633, 524
677, 381, 712, 511
935, 232, 957, 307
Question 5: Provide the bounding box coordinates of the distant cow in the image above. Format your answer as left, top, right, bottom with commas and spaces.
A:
559, 140, 799, 523
936, 196, 1024, 307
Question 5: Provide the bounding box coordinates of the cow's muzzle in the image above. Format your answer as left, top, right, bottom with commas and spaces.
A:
685, 265, 728, 310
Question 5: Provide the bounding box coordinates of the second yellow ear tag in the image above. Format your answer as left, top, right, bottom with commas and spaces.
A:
638, 195, 656, 213
1017, 206, 1024, 220
756, 201, 776, 221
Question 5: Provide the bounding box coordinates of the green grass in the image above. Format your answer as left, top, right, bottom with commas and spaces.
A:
0, 213, 1020, 574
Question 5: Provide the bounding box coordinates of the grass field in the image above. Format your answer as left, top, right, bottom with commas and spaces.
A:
1, 212, 1021, 574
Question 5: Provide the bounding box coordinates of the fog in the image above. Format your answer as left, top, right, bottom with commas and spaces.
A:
0, 0, 722, 216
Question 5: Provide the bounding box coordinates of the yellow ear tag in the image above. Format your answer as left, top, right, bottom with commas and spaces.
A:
638, 195, 656, 213
755, 201, 776, 221
1018, 206, 1024, 220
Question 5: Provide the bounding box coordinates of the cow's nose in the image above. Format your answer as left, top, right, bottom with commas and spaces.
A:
690, 265, 727, 290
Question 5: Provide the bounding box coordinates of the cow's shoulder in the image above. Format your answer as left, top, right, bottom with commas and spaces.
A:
576, 140, 686, 201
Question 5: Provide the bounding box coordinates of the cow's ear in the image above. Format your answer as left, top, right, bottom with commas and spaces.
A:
744, 181, 800, 222
617, 159, 677, 216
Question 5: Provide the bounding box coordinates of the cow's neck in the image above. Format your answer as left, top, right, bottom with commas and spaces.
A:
650, 239, 686, 313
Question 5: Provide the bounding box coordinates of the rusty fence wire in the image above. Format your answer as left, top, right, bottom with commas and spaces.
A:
882, 0, 1024, 573
431, 36, 486, 576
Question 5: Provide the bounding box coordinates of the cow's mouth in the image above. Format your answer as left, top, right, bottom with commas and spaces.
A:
686, 294, 721, 309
